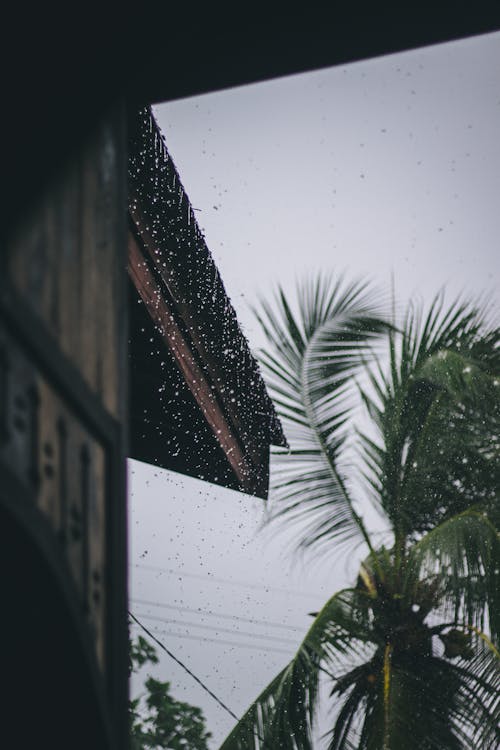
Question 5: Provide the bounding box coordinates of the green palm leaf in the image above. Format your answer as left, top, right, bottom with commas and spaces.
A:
405, 510, 500, 644
326, 637, 499, 750
399, 348, 500, 533
382, 648, 499, 749
255, 275, 389, 554
219, 589, 377, 750
358, 295, 500, 537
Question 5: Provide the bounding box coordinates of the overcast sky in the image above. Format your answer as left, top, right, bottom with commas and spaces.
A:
129, 31, 500, 748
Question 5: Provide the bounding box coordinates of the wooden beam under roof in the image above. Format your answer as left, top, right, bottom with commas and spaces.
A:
128, 231, 260, 495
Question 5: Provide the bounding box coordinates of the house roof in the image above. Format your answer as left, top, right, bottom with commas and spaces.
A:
127, 107, 286, 497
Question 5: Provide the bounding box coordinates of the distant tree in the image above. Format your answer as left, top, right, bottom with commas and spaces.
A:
129, 634, 212, 750
220, 276, 500, 749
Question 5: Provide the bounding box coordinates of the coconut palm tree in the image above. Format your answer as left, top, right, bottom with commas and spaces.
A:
219, 276, 500, 750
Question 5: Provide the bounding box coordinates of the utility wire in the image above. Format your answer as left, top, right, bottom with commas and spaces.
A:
132, 562, 327, 600
131, 597, 304, 632
134, 610, 298, 645
130, 617, 293, 656
129, 611, 240, 722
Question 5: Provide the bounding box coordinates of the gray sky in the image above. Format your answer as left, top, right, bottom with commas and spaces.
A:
130, 31, 500, 748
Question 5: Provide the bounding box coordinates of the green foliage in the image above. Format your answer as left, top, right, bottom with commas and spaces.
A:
219, 277, 500, 750
129, 634, 212, 750
129, 635, 159, 675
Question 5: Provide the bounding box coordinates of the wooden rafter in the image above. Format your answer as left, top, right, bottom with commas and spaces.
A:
128, 231, 258, 494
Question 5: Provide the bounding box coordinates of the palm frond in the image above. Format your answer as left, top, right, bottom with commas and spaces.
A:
255, 274, 389, 554
358, 294, 500, 538
219, 589, 376, 750
386, 648, 499, 749
327, 642, 499, 750
405, 510, 500, 644
398, 347, 500, 533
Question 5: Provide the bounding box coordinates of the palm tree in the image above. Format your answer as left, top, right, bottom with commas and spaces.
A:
219, 276, 500, 750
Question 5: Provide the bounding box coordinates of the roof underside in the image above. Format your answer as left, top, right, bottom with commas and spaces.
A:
6, 10, 500, 235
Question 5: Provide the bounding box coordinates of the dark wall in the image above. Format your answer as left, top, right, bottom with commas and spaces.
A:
1, 107, 129, 750
0, 494, 111, 749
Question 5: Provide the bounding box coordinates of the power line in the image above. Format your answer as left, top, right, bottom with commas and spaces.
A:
130, 616, 293, 656
129, 612, 240, 722
132, 562, 326, 600
134, 610, 299, 645
131, 597, 304, 632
